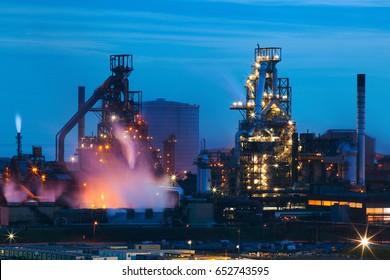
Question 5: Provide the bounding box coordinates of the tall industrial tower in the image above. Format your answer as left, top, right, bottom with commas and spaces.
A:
231, 46, 296, 197
56, 55, 162, 174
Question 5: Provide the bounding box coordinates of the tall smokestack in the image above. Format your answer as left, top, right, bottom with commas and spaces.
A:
16, 132, 22, 157
15, 114, 22, 157
78, 86, 86, 148
357, 74, 365, 186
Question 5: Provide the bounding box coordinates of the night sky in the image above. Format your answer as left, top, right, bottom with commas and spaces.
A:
1, 0, 389, 160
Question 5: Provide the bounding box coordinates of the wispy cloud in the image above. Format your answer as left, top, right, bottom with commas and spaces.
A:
1, 1, 388, 63
199, 0, 390, 7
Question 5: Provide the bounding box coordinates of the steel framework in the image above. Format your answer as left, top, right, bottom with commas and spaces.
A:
231, 46, 296, 197
56, 55, 162, 174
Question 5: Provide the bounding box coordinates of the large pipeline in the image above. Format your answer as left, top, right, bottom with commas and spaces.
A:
55, 76, 115, 162
255, 62, 268, 120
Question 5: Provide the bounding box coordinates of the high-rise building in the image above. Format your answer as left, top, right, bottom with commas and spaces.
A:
142, 98, 199, 174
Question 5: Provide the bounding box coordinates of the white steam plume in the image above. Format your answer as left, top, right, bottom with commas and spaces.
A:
15, 113, 22, 133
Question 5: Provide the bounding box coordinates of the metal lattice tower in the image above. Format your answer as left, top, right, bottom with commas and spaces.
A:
56, 55, 163, 174
231, 46, 296, 197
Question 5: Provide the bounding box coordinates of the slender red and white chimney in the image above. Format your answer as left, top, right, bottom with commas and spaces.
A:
357, 74, 365, 186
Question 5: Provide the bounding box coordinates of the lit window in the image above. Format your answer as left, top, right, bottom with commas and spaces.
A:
322, 201, 331, 206
308, 200, 321, 206
374, 208, 383, 214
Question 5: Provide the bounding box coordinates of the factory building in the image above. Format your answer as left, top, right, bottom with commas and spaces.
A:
2, 50, 390, 229
303, 75, 390, 224
143, 98, 199, 174
321, 129, 375, 170
0, 55, 185, 226
297, 130, 375, 187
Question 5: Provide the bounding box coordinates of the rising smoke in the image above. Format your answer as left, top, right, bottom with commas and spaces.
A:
74, 123, 175, 211
15, 113, 22, 133
113, 124, 136, 169
3, 118, 176, 211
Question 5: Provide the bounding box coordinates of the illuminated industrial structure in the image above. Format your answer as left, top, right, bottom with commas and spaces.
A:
3, 50, 390, 229
56, 55, 162, 175
231, 46, 296, 198
207, 149, 237, 196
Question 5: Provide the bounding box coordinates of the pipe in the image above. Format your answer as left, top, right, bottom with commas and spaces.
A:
255, 62, 268, 120
357, 74, 365, 186
272, 65, 278, 98
78, 86, 85, 148
56, 76, 115, 162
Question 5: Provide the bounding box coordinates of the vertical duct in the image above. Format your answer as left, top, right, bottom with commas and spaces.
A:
16, 132, 22, 157
291, 132, 299, 185
357, 74, 365, 186
255, 62, 268, 120
78, 86, 86, 148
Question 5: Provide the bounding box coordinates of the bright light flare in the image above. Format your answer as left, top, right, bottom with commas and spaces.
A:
347, 224, 384, 259
361, 237, 369, 247
355, 234, 374, 259
5, 229, 17, 245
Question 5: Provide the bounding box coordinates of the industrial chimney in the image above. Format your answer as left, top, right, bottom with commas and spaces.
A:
15, 114, 22, 157
357, 74, 365, 186
78, 86, 86, 148
16, 132, 22, 157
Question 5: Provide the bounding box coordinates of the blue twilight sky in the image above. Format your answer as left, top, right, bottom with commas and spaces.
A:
0, 0, 389, 161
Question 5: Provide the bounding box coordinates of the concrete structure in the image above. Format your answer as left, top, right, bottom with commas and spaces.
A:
0, 204, 60, 226
143, 98, 199, 174
185, 200, 214, 226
